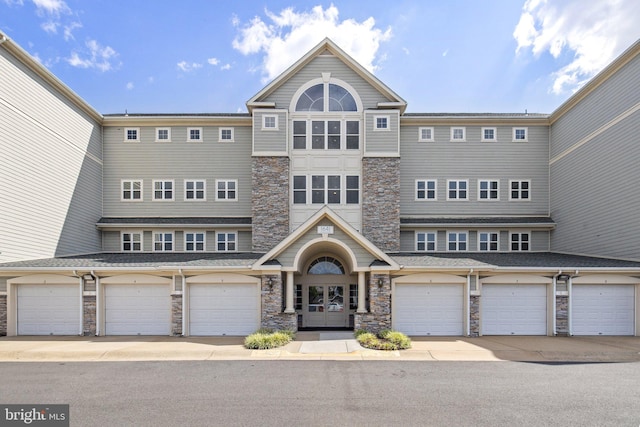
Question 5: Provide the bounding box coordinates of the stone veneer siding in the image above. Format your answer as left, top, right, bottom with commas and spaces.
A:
555, 295, 569, 336
171, 294, 182, 336
252, 157, 290, 252
362, 157, 400, 252
261, 275, 297, 331
83, 295, 96, 336
469, 295, 480, 337
355, 274, 391, 333
0, 295, 6, 336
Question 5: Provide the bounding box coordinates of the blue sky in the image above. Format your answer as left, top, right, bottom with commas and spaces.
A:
1, 0, 639, 114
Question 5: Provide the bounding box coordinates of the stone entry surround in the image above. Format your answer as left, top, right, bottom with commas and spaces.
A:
354, 274, 391, 333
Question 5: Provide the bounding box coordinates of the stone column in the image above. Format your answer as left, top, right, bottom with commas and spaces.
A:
469, 295, 480, 337
83, 295, 96, 336
357, 271, 366, 313
252, 157, 290, 252
171, 294, 183, 336
362, 157, 400, 252
261, 274, 297, 331
284, 271, 295, 314
0, 294, 6, 336
354, 273, 391, 333
555, 295, 569, 336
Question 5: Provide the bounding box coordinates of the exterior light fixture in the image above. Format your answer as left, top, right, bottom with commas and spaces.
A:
267, 278, 274, 291
377, 278, 384, 288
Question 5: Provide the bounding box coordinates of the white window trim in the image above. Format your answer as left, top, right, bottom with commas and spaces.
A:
124, 127, 140, 142
184, 231, 207, 252
416, 231, 437, 252
478, 179, 500, 201
450, 127, 466, 142
262, 115, 278, 130
512, 127, 528, 142
187, 127, 203, 142
415, 179, 437, 201
153, 231, 175, 252
215, 231, 238, 252
418, 127, 434, 142
373, 115, 390, 131
219, 127, 234, 142
481, 127, 497, 142
446, 179, 469, 201
510, 231, 531, 251
155, 127, 171, 142
184, 179, 207, 202
509, 179, 531, 201
152, 179, 175, 201
121, 231, 143, 252
215, 179, 238, 201
447, 231, 468, 252
478, 231, 500, 252
121, 179, 143, 202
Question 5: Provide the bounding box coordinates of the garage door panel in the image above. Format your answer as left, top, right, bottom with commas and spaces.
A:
395, 284, 463, 336
105, 285, 170, 335
17, 285, 80, 335
189, 284, 259, 336
482, 284, 547, 335
573, 285, 634, 336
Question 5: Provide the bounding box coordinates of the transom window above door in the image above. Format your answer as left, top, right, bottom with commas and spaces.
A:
295, 83, 357, 112
308, 256, 345, 274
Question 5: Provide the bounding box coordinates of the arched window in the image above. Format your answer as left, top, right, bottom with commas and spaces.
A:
307, 256, 345, 274
295, 83, 357, 112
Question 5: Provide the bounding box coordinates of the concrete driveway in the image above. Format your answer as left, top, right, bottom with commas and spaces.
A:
0, 333, 638, 362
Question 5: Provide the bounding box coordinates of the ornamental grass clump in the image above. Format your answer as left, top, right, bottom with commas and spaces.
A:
355, 329, 411, 350
244, 328, 295, 349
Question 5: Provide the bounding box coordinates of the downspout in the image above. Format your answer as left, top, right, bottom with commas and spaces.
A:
178, 269, 186, 336
552, 271, 560, 336
92, 271, 100, 336
466, 269, 473, 336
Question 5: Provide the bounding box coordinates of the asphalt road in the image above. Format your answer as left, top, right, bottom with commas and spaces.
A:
0, 361, 638, 426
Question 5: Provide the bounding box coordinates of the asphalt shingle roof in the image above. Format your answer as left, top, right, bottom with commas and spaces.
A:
97, 217, 252, 225
400, 217, 555, 225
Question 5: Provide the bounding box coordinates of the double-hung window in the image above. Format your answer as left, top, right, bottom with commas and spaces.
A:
122, 180, 142, 201
185, 180, 206, 201
479, 180, 499, 200
122, 232, 142, 252
294, 120, 358, 150
448, 232, 467, 251
293, 176, 307, 204
185, 232, 205, 252
216, 179, 237, 201
510, 232, 530, 251
312, 120, 341, 149
346, 176, 359, 204
294, 175, 358, 204
153, 180, 174, 201
153, 232, 173, 252
416, 180, 437, 200
216, 232, 237, 252
293, 121, 307, 149
312, 175, 341, 204
416, 232, 436, 252
510, 180, 530, 200
447, 180, 468, 200
479, 232, 499, 251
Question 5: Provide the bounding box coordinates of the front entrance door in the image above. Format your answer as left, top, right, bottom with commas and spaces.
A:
305, 285, 347, 327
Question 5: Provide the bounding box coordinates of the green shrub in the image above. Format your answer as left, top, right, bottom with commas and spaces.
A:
244, 329, 295, 349
355, 329, 411, 350
354, 329, 369, 338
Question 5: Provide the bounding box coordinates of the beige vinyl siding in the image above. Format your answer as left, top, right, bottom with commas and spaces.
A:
0, 48, 102, 263
551, 53, 640, 158
364, 110, 400, 154
253, 110, 287, 153
262, 55, 392, 110
550, 115, 640, 260
400, 231, 415, 252
103, 231, 121, 252
399, 125, 549, 216
102, 125, 252, 217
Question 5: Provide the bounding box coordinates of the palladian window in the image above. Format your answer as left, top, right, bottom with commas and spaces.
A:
295, 83, 357, 112
308, 256, 345, 274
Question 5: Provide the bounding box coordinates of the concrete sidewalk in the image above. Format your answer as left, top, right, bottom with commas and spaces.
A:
0, 333, 639, 362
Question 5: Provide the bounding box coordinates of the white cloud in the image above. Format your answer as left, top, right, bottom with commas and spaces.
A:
126, 82, 134, 90
207, 57, 219, 66
177, 61, 202, 72
40, 20, 58, 34
232, 4, 392, 82
63, 21, 82, 41
221, 63, 231, 71
3, 0, 25, 6
67, 39, 118, 72
32, 0, 70, 17
514, 0, 640, 94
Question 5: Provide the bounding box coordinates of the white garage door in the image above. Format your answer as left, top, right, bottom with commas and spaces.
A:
105, 285, 170, 335
394, 284, 464, 336
189, 284, 259, 336
17, 284, 80, 335
482, 284, 547, 335
573, 285, 635, 336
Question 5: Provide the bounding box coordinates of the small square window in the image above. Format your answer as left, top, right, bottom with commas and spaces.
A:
188, 127, 203, 142
263, 115, 278, 130
153, 180, 174, 201
219, 128, 234, 142
451, 127, 466, 141
153, 232, 174, 252
416, 232, 436, 252
216, 232, 237, 252
448, 232, 468, 251
447, 180, 468, 200
122, 232, 142, 252
185, 180, 206, 201
374, 116, 389, 130
513, 127, 528, 142
479, 232, 499, 251
481, 127, 496, 142
124, 128, 139, 142
509, 180, 531, 200
185, 232, 205, 252
510, 232, 530, 251
155, 128, 171, 142
419, 127, 434, 142
416, 180, 437, 200
479, 180, 499, 200
216, 179, 237, 201
122, 180, 143, 201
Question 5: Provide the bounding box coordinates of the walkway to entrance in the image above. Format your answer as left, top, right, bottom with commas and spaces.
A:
297, 331, 361, 354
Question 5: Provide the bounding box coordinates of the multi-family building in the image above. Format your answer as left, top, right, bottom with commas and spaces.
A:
1, 34, 639, 337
